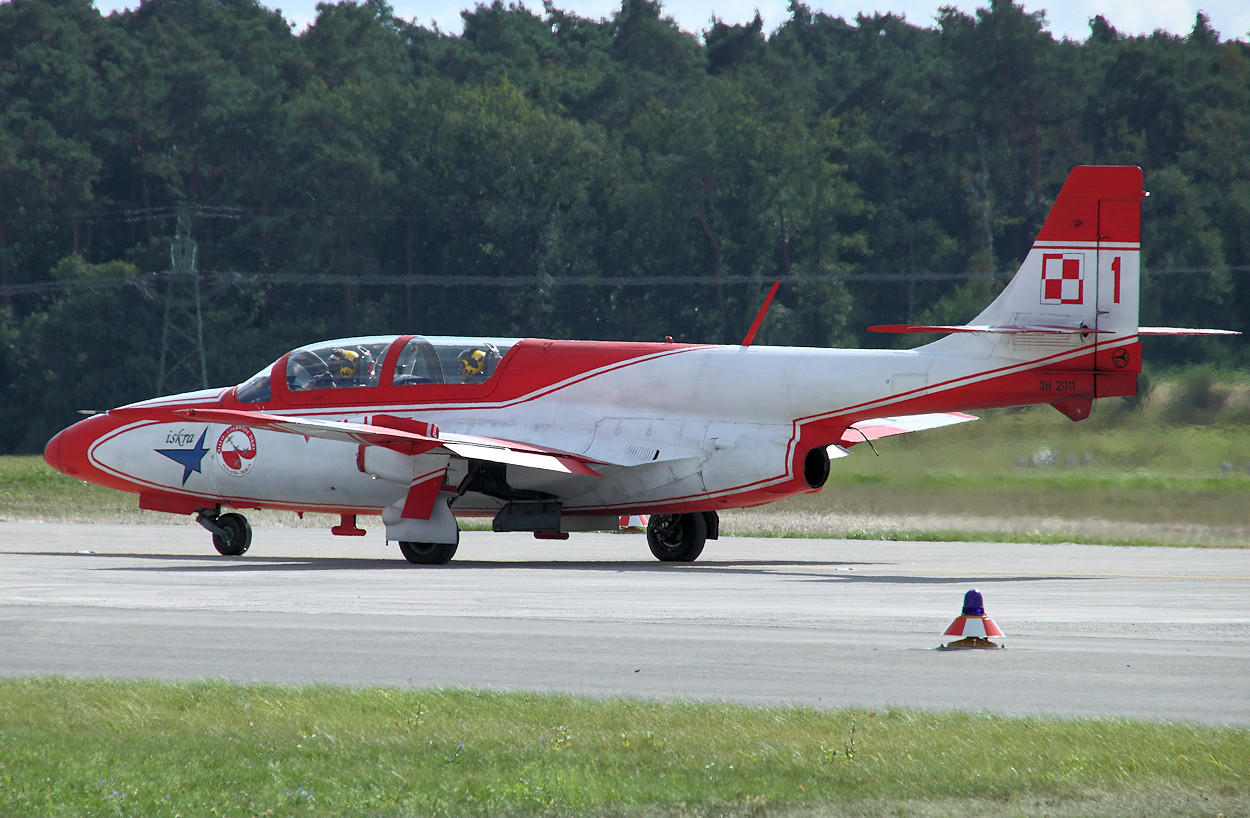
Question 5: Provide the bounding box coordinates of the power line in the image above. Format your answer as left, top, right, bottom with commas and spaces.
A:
4, 264, 1249, 299
122, 205, 243, 224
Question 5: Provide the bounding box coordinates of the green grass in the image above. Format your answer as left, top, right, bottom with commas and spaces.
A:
1, 679, 1246, 817
0, 455, 140, 521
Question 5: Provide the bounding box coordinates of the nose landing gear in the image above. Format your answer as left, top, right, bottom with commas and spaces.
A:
197, 509, 253, 556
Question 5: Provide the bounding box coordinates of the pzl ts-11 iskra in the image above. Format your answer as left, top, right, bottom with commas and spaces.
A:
44, 166, 1236, 563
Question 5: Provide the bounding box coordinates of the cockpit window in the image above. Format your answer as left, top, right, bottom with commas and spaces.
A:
393, 337, 514, 386
392, 337, 443, 385
286, 340, 392, 391
236, 366, 272, 404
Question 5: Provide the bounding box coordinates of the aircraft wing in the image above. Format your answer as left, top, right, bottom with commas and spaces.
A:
169, 407, 603, 476
838, 412, 976, 446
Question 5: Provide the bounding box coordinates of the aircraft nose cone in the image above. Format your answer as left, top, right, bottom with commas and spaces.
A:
44, 427, 71, 476
44, 415, 104, 479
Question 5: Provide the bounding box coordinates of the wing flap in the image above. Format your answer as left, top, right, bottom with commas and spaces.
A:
440, 440, 595, 475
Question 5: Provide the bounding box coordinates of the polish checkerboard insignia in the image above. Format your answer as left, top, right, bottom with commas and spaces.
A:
1041, 253, 1085, 304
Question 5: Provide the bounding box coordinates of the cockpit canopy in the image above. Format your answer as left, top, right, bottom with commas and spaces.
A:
236, 335, 517, 404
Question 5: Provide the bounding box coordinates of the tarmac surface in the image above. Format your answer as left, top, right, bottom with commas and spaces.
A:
1, 522, 1248, 726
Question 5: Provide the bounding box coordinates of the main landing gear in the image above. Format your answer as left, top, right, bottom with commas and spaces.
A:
197, 509, 253, 556
190, 508, 712, 564
646, 512, 716, 562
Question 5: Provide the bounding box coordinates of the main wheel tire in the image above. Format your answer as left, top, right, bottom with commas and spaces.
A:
212, 512, 252, 556
399, 540, 458, 565
646, 513, 707, 562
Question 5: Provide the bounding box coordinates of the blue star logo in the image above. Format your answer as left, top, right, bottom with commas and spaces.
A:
155, 430, 209, 486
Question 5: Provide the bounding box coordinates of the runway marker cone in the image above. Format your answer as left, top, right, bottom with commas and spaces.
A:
938, 589, 1004, 650
617, 515, 649, 533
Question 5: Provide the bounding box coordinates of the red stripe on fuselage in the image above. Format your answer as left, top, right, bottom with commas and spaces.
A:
563, 337, 1140, 516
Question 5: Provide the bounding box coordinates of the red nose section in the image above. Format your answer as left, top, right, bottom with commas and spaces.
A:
44, 425, 75, 477
44, 413, 112, 480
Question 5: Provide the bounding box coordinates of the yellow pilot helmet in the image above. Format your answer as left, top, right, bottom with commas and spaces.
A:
329, 348, 360, 381
457, 348, 488, 378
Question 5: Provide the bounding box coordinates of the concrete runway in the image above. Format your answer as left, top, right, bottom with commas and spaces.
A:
2, 522, 1248, 726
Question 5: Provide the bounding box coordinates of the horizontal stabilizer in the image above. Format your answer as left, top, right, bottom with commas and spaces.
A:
872, 325, 1238, 337
868, 323, 1106, 336
1139, 326, 1241, 336
839, 412, 976, 446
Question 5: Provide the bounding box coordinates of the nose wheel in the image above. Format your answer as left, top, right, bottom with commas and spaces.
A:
398, 539, 458, 564
197, 510, 253, 556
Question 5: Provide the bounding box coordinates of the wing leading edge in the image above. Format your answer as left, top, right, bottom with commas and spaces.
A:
170, 407, 603, 476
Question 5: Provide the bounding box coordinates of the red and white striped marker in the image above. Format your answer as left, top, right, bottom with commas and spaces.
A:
939, 589, 1004, 649
617, 515, 649, 533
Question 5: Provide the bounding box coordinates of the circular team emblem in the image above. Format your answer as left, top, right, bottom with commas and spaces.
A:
216, 425, 257, 476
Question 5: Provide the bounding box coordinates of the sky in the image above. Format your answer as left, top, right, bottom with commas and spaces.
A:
92, 0, 1250, 42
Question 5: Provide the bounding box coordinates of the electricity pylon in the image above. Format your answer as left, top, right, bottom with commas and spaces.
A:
156, 203, 208, 395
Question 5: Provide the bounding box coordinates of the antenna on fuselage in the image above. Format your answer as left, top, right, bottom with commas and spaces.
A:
741, 280, 780, 346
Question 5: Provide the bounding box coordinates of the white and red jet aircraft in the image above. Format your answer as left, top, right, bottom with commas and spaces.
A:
44, 166, 1235, 563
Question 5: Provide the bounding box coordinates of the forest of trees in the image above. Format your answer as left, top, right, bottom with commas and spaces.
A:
1, 0, 1248, 453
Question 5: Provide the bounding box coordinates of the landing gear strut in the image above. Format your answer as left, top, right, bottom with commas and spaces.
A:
197, 509, 253, 556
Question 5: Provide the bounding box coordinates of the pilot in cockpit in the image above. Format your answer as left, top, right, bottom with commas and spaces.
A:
457, 345, 500, 382
326, 347, 373, 387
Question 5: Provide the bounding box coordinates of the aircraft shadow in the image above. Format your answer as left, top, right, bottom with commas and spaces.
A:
12, 550, 1090, 584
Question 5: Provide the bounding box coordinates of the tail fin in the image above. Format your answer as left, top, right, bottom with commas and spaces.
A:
972, 165, 1143, 349
872, 166, 1145, 344
871, 166, 1147, 420
869, 166, 1237, 420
